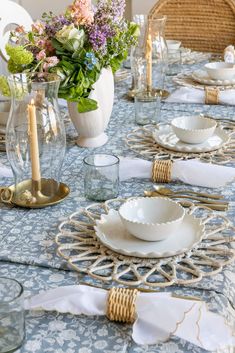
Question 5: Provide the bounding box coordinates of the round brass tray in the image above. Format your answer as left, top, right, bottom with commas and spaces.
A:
0, 179, 70, 208
127, 89, 170, 100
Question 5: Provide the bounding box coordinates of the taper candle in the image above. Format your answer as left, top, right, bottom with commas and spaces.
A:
146, 33, 152, 91
28, 99, 41, 181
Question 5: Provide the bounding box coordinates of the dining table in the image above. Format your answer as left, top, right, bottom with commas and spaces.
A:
0, 57, 235, 353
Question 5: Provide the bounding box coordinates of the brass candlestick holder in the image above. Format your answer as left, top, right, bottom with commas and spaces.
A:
5, 73, 69, 208
0, 179, 69, 208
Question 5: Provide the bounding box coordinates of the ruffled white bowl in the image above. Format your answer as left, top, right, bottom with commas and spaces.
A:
119, 197, 185, 242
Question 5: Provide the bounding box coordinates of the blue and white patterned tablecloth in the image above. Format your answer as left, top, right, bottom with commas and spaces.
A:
0, 65, 235, 353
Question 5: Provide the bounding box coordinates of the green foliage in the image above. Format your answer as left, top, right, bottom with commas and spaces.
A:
6, 44, 34, 66
0, 76, 10, 96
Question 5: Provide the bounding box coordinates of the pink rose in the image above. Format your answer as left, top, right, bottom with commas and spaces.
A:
32, 21, 45, 35
36, 49, 46, 61
43, 56, 59, 71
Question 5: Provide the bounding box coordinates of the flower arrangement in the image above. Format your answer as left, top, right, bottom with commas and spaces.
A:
0, 0, 138, 112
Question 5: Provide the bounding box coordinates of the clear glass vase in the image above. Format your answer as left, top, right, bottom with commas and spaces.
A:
6, 73, 68, 208
133, 15, 168, 125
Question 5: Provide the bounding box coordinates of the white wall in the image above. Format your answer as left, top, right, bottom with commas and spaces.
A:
15, 0, 78, 19
14, 0, 155, 20
131, 0, 156, 15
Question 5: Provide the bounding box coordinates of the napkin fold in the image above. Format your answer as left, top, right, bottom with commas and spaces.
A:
166, 87, 235, 105
24, 285, 235, 351
119, 158, 235, 188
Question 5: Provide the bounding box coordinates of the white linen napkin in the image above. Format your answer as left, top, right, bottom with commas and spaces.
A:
24, 285, 235, 351
119, 158, 235, 188
166, 87, 235, 105
224, 45, 235, 63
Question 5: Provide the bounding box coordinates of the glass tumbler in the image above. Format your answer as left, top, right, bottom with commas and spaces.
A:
0, 277, 25, 353
167, 48, 182, 76
84, 154, 119, 201
135, 90, 161, 125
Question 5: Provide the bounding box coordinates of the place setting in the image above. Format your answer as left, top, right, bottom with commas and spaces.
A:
126, 114, 235, 163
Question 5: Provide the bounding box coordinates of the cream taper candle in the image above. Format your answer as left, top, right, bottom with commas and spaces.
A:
146, 33, 152, 91
28, 99, 41, 182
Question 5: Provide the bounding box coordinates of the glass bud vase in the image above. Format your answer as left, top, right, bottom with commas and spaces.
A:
6, 73, 68, 208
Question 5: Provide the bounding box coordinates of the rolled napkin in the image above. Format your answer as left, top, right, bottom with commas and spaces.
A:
166, 86, 235, 105
224, 45, 235, 63
24, 285, 235, 350
119, 158, 235, 188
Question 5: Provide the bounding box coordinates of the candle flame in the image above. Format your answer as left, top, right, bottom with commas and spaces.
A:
31, 99, 35, 105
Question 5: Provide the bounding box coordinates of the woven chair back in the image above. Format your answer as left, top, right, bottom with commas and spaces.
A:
149, 0, 235, 53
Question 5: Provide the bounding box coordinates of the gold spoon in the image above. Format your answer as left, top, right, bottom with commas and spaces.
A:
153, 186, 224, 200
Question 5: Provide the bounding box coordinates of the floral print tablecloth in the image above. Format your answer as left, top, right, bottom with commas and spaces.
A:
0, 69, 235, 353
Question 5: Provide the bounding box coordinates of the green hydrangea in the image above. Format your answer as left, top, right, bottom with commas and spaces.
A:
0, 76, 10, 96
6, 44, 34, 67
7, 58, 23, 74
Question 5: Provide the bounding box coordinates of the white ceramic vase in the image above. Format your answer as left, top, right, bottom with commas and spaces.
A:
67, 68, 114, 148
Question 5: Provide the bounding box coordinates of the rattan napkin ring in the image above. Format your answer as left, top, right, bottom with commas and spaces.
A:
205, 87, 220, 105
152, 160, 172, 183
107, 288, 138, 324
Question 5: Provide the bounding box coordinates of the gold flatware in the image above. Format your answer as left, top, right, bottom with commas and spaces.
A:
144, 191, 229, 211
178, 200, 228, 212
153, 192, 228, 205
153, 186, 224, 200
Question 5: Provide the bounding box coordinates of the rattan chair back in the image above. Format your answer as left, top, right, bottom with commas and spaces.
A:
149, 0, 235, 52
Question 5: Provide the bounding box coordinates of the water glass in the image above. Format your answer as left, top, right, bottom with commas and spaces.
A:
0, 277, 25, 353
167, 48, 182, 75
83, 154, 119, 201
135, 90, 161, 125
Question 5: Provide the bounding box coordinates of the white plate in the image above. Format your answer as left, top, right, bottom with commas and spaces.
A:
94, 209, 205, 258
152, 125, 230, 153
192, 69, 235, 86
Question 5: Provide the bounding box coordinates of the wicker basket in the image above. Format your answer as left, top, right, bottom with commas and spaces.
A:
149, 0, 235, 53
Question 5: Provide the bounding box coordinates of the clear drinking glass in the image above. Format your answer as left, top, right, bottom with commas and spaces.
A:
135, 90, 161, 125
83, 154, 119, 201
0, 277, 25, 353
134, 57, 163, 125
167, 48, 182, 75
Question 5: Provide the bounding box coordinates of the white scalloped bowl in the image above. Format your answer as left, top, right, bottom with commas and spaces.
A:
205, 62, 235, 80
171, 115, 217, 144
166, 40, 181, 50
119, 197, 185, 242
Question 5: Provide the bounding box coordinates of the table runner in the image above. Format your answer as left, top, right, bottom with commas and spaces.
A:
0, 64, 234, 352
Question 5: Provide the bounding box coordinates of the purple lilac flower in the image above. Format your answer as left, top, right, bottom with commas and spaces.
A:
88, 23, 115, 51
45, 15, 71, 38
94, 0, 125, 24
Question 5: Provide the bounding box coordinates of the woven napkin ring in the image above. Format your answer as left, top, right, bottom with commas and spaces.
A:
152, 160, 172, 183
107, 288, 138, 324
204, 87, 220, 105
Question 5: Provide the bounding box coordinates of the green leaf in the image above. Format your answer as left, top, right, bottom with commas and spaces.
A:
77, 98, 98, 113
51, 38, 65, 52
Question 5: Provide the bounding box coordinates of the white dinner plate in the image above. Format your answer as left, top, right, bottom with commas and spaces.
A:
192, 69, 235, 86
94, 209, 205, 258
152, 125, 230, 153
